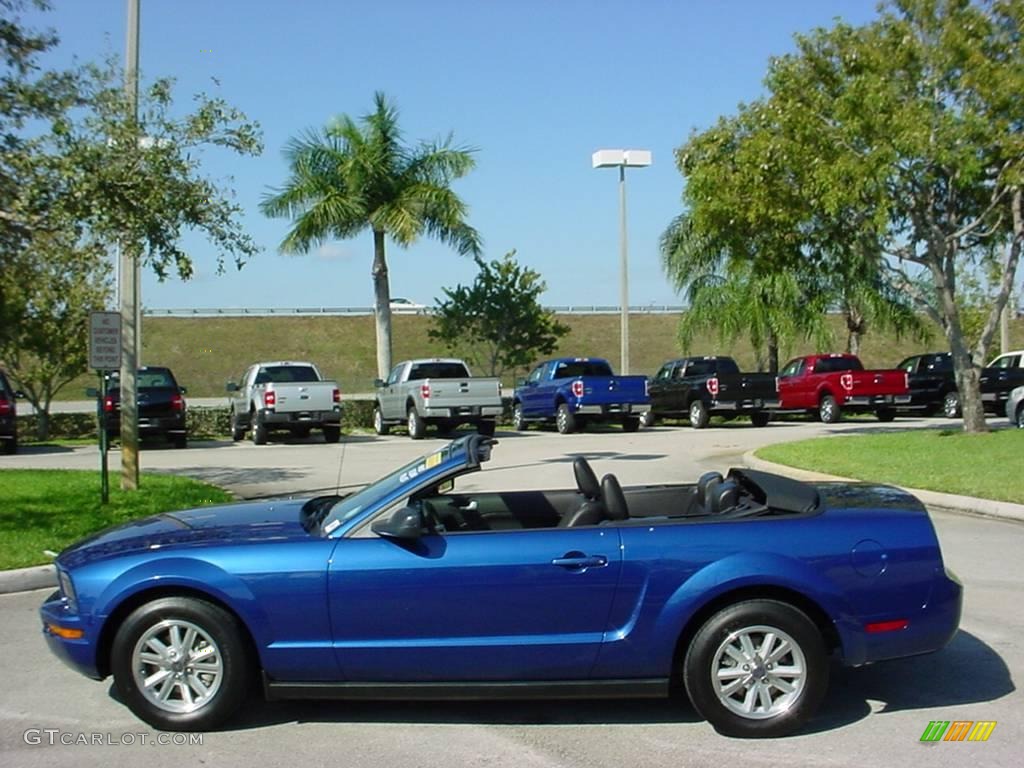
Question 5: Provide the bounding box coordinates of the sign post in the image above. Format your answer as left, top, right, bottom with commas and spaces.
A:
89, 312, 121, 503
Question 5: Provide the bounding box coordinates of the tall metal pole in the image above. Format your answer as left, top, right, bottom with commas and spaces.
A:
618, 165, 630, 375
120, 0, 141, 490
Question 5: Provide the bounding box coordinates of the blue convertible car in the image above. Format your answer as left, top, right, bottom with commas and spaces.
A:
40, 435, 961, 737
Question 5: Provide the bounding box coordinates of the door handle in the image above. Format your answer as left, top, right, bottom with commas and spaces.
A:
551, 554, 608, 569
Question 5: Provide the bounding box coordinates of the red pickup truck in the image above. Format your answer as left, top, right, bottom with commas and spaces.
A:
776, 354, 910, 423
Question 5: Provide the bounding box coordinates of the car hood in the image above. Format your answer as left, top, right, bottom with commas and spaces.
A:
57, 497, 315, 569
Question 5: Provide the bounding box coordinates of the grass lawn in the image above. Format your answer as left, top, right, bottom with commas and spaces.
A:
756, 429, 1024, 504
0, 470, 232, 570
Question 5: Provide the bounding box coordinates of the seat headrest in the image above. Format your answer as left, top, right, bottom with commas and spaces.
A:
601, 474, 629, 521
696, 471, 724, 507
712, 479, 740, 515
703, 476, 722, 516
573, 457, 600, 500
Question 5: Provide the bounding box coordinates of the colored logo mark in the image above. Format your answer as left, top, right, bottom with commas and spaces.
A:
920, 720, 997, 742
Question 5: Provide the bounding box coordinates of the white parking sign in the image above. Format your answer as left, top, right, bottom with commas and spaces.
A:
89, 311, 122, 371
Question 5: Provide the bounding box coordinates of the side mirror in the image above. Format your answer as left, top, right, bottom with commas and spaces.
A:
225, 382, 239, 392
371, 506, 425, 540
436, 478, 454, 494
373, 378, 385, 388
179, 386, 188, 394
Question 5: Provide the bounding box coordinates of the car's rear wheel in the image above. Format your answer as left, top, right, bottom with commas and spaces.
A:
322, 425, 340, 443
750, 411, 770, 428
171, 433, 187, 449
689, 400, 710, 429
683, 599, 828, 738
230, 413, 245, 442
876, 407, 895, 423
251, 413, 267, 445
556, 403, 577, 434
373, 404, 389, 436
511, 402, 527, 431
640, 410, 656, 428
1015, 404, 1024, 429
407, 407, 425, 440
943, 391, 961, 419
111, 596, 251, 732
818, 395, 840, 424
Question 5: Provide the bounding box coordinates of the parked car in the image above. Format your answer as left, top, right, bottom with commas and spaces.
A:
897, 351, 1024, 417
389, 297, 427, 314
373, 358, 501, 439
40, 434, 962, 737
512, 357, 649, 433
776, 354, 910, 423
0, 369, 25, 455
644, 356, 778, 429
103, 366, 188, 449
227, 361, 341, 444
1008, 385, 1024, 428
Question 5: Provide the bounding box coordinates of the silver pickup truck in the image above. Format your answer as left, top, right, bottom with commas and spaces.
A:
373, 358, 502, 439
227, 361, 341, 444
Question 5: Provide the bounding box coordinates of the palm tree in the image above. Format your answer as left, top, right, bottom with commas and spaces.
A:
261, 92, 482, 377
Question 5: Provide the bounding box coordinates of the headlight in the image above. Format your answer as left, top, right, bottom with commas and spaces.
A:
57, 570, 78, 613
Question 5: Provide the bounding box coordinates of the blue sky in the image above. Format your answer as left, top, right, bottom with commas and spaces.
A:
28, 0, 881, 310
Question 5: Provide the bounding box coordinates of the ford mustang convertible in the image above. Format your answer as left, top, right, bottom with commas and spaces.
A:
40, 434, 961, 737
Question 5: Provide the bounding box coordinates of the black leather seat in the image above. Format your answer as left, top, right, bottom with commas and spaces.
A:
601, 474, 630, 522
560, 457, 606, 527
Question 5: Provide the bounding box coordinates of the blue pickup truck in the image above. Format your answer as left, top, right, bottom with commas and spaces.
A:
511, 357, 649, 433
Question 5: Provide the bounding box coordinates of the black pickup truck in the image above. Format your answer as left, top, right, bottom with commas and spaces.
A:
643, 356, 779, 429
897, 351, 1024, 417
103, 366, 188, 448
0, 369, 25, 455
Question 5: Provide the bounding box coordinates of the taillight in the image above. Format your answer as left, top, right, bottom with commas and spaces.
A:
904, 372, 909, 390
170, 393, 184, 411
0, 396, 9, 416
103, 396, 115, 413
706, 377, 720, 397
421, 383, 431, 400
333, 387, 341, 404
571, 380, 584, 398
644, 379, 649, 396
264, 389, 276, 408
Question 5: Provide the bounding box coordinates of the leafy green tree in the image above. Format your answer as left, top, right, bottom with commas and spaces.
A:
430, 250, 569, 380
261, 92, 482, 378
0, 232, 111, 439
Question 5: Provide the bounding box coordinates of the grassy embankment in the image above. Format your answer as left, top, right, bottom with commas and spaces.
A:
0, 470, 232, 569
756, 429, 1024, 504
55, 313, 1024, 399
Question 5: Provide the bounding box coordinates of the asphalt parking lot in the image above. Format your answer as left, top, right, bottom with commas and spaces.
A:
0, 419, 1021, 767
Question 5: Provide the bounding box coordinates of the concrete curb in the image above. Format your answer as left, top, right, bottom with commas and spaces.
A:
742, 450, 1024, 524
0, 563, 56, 595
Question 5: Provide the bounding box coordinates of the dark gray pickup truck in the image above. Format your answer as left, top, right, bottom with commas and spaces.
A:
644, 356, 779, 429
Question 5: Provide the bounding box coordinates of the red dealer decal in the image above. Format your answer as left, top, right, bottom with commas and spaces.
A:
706, 377, 720, 397
840, 373, 854, 392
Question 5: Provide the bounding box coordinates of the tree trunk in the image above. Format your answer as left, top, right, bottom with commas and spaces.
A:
371, 229, 392, 379
35, 407, 49, 441
766, 333, 779, 374
845, 306, 864, 356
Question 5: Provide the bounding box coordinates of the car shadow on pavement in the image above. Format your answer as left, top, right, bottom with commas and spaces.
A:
151, 465, 309, 488
804, 629, 1013, 735
7, 443, 77, 454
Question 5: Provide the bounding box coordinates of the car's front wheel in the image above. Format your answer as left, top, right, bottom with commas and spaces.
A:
1015, 404, 1024, 429
511, 402, 527, 431
683, 599, 828, 738
111, 597, 251, 732
373, 404, 389, 436
230, 413, 245, 442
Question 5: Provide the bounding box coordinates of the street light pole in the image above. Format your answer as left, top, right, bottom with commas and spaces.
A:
120, 0, 141, 490
593, 149, 651, 375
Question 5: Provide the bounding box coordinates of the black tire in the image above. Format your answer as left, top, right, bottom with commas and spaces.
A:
407, 406, 426, 440
171, 433, 187, 449
251, 413, 267, 445
689, 399, 710, 429
110, 596, 252, 732
372, 404, 390, 436
230, 413, 245, 442
818, 394, 840, 424
2, 436, 16, 455
477, 420, 496, 437
750, 411, 770, 428
622, 416, 640, 432
876, 407, 895, 423
555, 403, 577, 434
640, 410, 656, 428
511, 402, 527, 431
683, 599, 829, 738
1015, 404, 1023, 429
322, 425, 340, 443
943, 391, 961, 419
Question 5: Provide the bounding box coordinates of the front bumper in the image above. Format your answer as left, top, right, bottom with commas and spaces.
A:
39, 590, 102, 680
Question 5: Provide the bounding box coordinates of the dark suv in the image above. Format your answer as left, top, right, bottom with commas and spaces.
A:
103, 366, 188, 448
0, 370, 24, 455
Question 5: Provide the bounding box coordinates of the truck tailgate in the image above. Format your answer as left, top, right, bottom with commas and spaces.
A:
424, 378, 502, 410
578, 375, 649, 404
269, 382, 336, 412
716, 374, 778, 403
848, 370, 909, 397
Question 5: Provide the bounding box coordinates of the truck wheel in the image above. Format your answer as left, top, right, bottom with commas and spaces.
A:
682, 599, 828, 738
511, 402, 527, 431
689, 399, 710, 429
818, 395, 840, 424
750, 411, 770, 428
407, 407, 426, 440
622, 416, 640, 432
323, 425, 340, 443
556, 403, 577, 434
373, 404, 389, 436
2, 436, 16, 455
171, 433, 187, 449
1015, 404, 1023, 429
876, 407, 896, 422
640, 410, 656, 428
943, 391, 961, 419
230, 413, 245, 442
251, 412, 267, 445
478, 420, 496, 437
